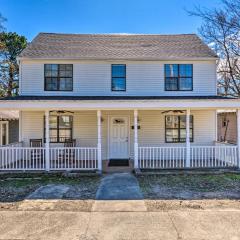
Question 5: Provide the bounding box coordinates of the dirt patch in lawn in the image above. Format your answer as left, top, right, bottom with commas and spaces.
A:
137, 173, 240, 210
138, 173, 240, 200
0, 173, 101, 211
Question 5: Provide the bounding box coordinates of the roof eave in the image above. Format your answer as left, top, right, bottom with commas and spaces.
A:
18, 56, 218, 61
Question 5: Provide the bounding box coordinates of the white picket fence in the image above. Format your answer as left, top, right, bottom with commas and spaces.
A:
0, 145, 98, 171
139, 145, 239, 169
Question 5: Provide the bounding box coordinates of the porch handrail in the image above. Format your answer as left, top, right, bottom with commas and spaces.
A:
0, 146, 99, 171
138, 145, 239, 169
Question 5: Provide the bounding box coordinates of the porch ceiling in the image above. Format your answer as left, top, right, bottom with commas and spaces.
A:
0, 95, 240, 110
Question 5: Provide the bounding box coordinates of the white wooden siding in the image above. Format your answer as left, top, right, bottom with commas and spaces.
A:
20, 60, 217, 96
20, 110, 216, 159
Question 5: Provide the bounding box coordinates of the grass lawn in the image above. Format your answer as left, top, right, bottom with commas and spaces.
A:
0, 173, 101, 202
137, 173, 240, 200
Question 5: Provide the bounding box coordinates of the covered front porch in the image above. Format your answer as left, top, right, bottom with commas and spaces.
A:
0, 105, 240, 172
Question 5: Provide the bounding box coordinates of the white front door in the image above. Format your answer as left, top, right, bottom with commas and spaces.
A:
0, 121, 9, 146
109, 116, 129, 159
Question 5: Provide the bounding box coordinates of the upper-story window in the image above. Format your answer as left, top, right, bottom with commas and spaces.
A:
44, 64, 73, 91
165, 64, 193, 91
111, 64, 126, 91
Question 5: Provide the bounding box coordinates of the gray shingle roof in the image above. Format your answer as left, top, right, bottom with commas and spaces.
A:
19, 33, 217, 60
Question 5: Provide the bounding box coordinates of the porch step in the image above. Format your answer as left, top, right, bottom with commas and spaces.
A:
103, 160, 134, 173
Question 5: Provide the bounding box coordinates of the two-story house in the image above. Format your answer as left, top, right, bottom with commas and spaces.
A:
1, 33, 240, 172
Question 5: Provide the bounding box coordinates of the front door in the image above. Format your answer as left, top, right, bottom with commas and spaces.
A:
109, 116, 129, 159
0, 122, 9, 146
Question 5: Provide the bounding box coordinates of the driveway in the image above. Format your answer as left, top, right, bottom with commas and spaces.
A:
0, 208, 240, 240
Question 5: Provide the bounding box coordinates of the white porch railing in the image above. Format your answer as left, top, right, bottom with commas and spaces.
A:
0, 144, 98, 171
139, 145, 239, 169
49, 147, 98, 170
139, 147, 187, 169
0, 147, 46, 170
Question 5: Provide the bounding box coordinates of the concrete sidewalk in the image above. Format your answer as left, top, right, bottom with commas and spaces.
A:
0, 208, 240, 240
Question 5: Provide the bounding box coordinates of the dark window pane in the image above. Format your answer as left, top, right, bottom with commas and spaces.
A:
179, 64, 192, 77
112, 65, 126, 77
59, 129, 71, 139
180, 129, 186, 140
49, 129, 58, 142
51, 64, 58, 71
179, 77, 192, 90
112, 77, 126, 91
59, 64, 66, 71
45, 77, 58, 91
49, 116, 58, 128
45, 64, 52, 71
44, 64, 73, 91
165, 115, 178, 128
66, 65, 73, 71
179, 116, 186, 128
165, 77, 178, 90
166, 129, 179, 142
59, 78, 72, 91
165, 64, 178, 77
59, 116, 72, 128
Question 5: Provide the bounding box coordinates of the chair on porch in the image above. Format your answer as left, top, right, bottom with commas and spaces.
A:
29, 139, 43, 168
58, 139, 77, 168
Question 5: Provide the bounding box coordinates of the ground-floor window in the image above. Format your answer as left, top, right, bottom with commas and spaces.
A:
44, 115, 73, 143
165, 115, 193, 143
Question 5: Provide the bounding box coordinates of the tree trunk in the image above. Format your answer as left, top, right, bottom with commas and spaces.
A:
7, 63, 14, 97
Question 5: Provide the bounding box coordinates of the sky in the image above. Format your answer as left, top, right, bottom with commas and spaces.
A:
0, 0, 222, 41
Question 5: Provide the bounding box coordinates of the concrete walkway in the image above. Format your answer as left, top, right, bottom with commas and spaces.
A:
93, 173, 147, 212
96, 173, 144, 200
1, 209, 240, 240
27, 184, 69, 200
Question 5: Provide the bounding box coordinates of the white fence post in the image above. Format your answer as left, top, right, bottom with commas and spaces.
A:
237, 109, 240, 168
45, 110, 50, 171
134, 109, 139, 169
186, 109, 191, 167
97, 110, 102, 172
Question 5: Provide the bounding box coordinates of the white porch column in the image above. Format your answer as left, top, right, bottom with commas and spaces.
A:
45, 110, 50, 171
186, 109, 191, 168
97, 110, 102, 172
134, 109, 139, 169
237, 109, 240, 168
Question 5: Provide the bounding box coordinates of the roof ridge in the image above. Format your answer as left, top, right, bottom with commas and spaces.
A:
38, 32, 198, 36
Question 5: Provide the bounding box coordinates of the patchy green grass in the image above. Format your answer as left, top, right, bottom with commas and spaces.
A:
0, 173, 101, 202
137, 173, 240, 200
